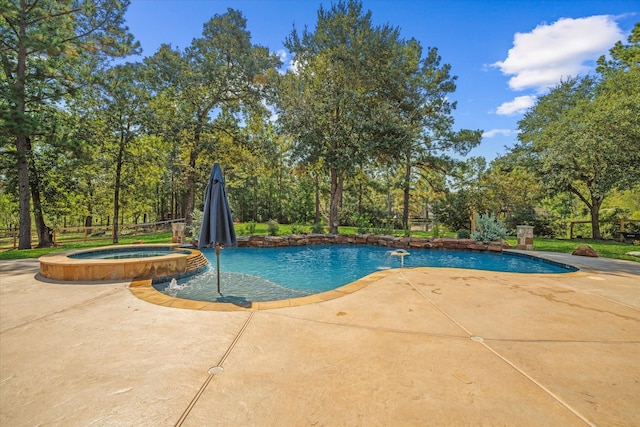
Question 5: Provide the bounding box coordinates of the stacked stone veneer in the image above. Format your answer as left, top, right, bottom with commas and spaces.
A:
186, 250, 209, 272
237, 234, 509, 252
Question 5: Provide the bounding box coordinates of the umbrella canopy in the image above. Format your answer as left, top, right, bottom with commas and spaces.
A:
198, 163, 237, 292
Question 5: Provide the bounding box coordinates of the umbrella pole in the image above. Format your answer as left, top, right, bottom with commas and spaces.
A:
216, 243, 221, 293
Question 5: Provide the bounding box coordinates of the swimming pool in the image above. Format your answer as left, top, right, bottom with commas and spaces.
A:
153, 245, 577, 303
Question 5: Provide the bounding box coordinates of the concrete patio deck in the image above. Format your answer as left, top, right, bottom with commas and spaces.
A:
1, 251, 638, 426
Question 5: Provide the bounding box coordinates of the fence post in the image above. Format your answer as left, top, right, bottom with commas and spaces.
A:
13, 230, 17, 249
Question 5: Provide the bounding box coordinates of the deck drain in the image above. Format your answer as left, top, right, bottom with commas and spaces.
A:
208, 366, 224, 375
470, 336, 484, 342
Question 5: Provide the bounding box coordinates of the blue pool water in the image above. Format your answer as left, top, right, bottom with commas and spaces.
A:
70, 246, 191, 260
153, 245, 577, 303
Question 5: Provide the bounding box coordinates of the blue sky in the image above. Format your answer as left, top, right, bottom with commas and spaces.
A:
123, 0, 638, 161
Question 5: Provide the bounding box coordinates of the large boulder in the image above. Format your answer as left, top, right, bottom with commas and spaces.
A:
572, 244, 598, 257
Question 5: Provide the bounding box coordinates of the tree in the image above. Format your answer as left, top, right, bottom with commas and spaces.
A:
394, 43, 481, 230
517, 66, 639, 238
433, 157, 490, 232
144, 9, 280, 229
92, 63, 150, 243
278, 0, 425, 233
1, 0, 138, 248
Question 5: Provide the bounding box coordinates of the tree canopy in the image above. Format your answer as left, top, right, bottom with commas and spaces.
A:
514, 23, 640, 239
0, 4, 637, 247
276, 0, 478, 233
1, 0, 139, 248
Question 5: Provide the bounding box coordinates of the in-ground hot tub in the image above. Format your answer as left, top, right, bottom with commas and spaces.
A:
39, 244, 208, 282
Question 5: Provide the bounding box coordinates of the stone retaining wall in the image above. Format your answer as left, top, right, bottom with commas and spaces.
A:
236, 234, 509, 252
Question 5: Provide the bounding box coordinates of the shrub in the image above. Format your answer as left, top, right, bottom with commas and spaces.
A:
267, 219, 280, 236
432, 221, 440, 238
456, 229, 471, 239
354, 214, 371, 234
506, 207, 562, 238
245, 221, 257, 235
311, 221, 325, 234
188, 209, 203, 238
371, 222, 394, 236
471, 213, 509, 242
290, 223, 305, 234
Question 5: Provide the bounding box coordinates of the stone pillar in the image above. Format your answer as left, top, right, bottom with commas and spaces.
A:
172, 222, 186, 244
517, 225, 534, 250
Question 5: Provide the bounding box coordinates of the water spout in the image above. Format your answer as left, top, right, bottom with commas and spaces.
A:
388, 249, 410, 268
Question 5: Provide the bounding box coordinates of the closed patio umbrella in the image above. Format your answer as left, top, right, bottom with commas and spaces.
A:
198, 162, 237, 293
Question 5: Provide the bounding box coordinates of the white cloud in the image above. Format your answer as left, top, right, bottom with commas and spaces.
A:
482, 129, 517, 138
493, 15, 624, 92
273, 49, 306, 75
276, 49, 287, 63
495, 95, 537, 116
274, 49, 289, 75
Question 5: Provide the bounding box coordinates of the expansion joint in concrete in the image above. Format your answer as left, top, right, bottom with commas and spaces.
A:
175, 311, 255, 427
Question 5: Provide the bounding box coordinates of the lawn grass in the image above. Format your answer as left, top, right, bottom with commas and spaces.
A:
505, 237, 639, 262
1, 225, 637, 263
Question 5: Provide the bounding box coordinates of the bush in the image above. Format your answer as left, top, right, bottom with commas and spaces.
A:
371, 221, 394, 236
245, 221, 257, 235
432, 221, 440, 238
311, 221, 325, 234
188, 209, 203, 237
506, 207, 562, 238
471, 213, 509, 242
290, 223, 305, 234
600, 207, 631, 239
267, 219, 280, 236
456, 229, 471, 239
354, 214, 372, 234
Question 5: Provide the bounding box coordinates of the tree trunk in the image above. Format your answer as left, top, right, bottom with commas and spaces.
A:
30, 171, 53, 248
402, 155, 412, 230
85, 215, 93, 235
112, 130, 127, 244
329, 168, 344, 234
184, 124, 203, 228
314, 173, 321, 224
590, 196, 604, 240
184, 144, 198, 228
17, 135, 32, 249
86, 182, 94, 234
16, 12, 31, 249
252, 175, 258, 222
26, 137, 54, 247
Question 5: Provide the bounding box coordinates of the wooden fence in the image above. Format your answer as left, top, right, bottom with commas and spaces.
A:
0, 219, 186, 250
